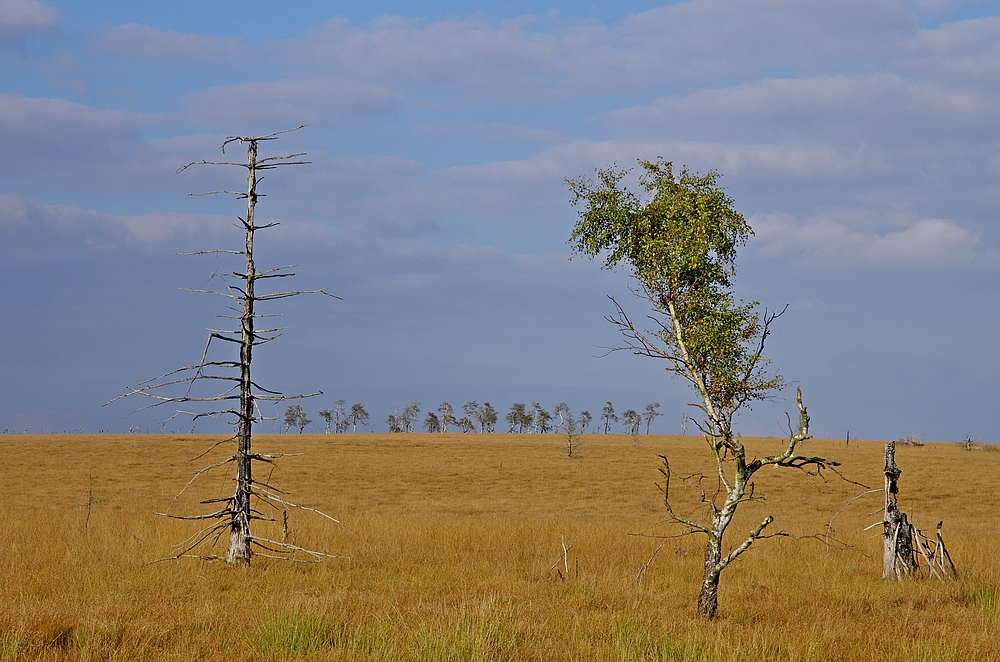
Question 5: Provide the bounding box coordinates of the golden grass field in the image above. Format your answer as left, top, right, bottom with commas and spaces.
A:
2, 432, 999, 661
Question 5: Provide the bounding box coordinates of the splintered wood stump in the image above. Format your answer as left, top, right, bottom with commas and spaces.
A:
882, 442, 916, 578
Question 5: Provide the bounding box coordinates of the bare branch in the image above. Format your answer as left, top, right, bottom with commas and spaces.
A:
161, 455, 237, 512
253, 488, 348, 529
636, 537, 668, 587
178, 249, 245, 256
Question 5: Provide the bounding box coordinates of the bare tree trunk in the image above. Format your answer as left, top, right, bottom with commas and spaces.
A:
882, 442, 915, 579
697, 535, 722, 619
112, 127, 342, 566
227, 139, 258, 567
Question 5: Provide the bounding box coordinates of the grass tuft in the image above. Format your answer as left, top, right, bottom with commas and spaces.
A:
257, 612, 341, 654
965, 585, 1000, 616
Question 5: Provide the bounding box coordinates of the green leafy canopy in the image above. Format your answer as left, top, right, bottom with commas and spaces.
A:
566, 158, 782, 420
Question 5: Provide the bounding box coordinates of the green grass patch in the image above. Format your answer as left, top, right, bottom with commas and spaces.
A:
966, 584, 1000, 616
257, 612, 340, 655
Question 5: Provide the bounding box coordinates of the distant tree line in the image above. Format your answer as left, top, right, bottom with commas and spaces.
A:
285, 400, 663, 434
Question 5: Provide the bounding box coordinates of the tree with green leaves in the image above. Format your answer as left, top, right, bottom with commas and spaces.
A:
579, 410, 592, 434
568, 158, 838, 620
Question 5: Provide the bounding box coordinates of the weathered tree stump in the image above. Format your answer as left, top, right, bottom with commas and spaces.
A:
882, 442, 917, 578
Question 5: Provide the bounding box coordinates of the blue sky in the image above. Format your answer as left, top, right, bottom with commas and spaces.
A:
2, 0, 999, 439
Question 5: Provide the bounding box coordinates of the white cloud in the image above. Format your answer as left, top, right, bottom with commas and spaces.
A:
281, 14, 575, 100
271, 0, 925, 103
0, 0, 60, 45
606, 75, 997, 146
93, 23, 246, 63
183, 78, 399, 128
0, 94, 141, 179
0, 194, 232, 251
751, 210, 987, 266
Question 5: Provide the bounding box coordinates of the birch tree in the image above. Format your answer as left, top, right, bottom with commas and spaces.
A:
437, 402, 457, 433
601, 401, 617, 434
643, 402, 661, 434
460, 401, 478, 433
349, 403, 369, 433
622, 408, 641, 435
423, 412, 441, 433
554, 402, 570, 432
109, 127, 341, 567
476, 403, 498, 433
333, 399, 347, 433
318, 408, 334, 433
568, 158, 838, 620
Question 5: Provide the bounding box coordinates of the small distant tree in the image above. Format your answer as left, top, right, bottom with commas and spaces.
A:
296, 408, 311, 433
531, 403, 552, 433
519, 407, 533, 432
643, 402, 661, 434
283, 405, 299, 433
387, 407, 402, 433
318, 408, 334, 434
568, 157, 838, 620
349, 403, 369, 433
565, 411, 583, 458
401, 402, 421, 433
477, 403, 498, 433
438, 402, 458, 433
507, 403, 526, 433
601, 401, 618, 434
580, 410, 592, 433
460, 401, 478, 433
333, 400, 348, 433
622, 408, 641, 435
553, 402, 570, 432
284, 404, 310, 433
423, 412, 441, 433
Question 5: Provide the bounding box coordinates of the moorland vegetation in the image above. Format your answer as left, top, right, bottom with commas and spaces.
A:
2, 433, 998, 661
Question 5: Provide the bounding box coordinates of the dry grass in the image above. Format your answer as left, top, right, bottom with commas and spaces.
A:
2, 433, 999, 660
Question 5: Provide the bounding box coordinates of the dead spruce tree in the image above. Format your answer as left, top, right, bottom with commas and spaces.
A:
568, 159, 841, 620
109, 127, 341, 567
